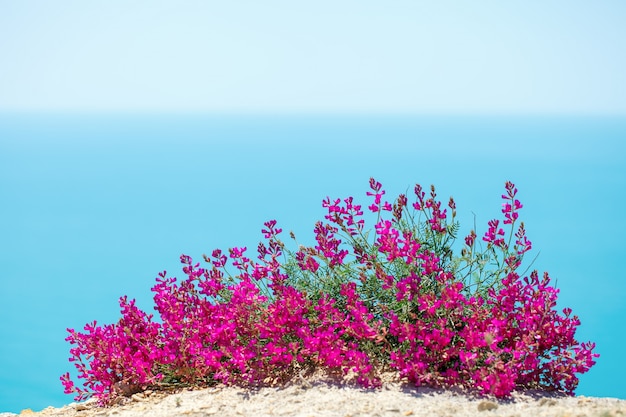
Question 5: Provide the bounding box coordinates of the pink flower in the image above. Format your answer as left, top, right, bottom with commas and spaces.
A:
61, 178, 597, 403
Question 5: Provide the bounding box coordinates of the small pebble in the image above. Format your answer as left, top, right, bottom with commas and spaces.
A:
477, 401, 498, 411
132, 393, 150, 402
539, 398, 557, 407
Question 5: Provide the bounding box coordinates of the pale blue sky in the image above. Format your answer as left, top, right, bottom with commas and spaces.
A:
1, 1, 625, 114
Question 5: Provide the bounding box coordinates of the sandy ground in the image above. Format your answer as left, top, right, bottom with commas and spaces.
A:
4, 380, 626, 417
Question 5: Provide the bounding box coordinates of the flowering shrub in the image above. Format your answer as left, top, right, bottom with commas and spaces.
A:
61, 179, 598, 405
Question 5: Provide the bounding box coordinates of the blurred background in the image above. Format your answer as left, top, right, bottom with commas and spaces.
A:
1, 1, 625, 413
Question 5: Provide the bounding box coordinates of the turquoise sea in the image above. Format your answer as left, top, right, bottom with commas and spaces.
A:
1, 114, 625, 413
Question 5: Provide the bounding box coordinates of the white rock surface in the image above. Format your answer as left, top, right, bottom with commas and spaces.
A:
8, 382, 626, 417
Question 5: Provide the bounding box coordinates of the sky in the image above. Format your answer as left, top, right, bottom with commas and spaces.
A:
0, 1, 625, 114
1, 1, 626, 414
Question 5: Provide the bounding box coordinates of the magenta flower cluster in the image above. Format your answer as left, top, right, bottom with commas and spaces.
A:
61, 179, 598, 405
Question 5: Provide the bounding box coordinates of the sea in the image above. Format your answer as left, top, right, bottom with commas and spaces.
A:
1, 113, 625, 413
